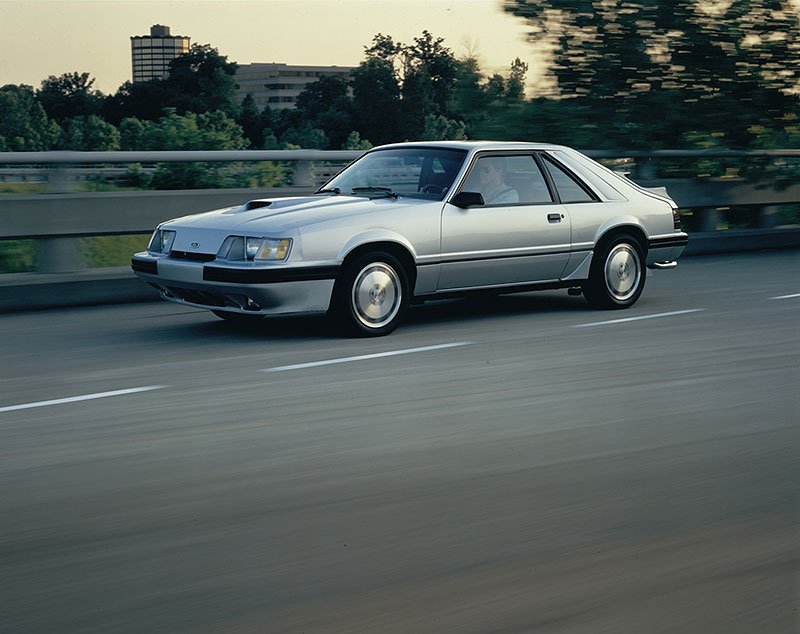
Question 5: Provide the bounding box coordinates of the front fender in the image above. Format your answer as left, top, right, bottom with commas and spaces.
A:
336, 229, 419, 263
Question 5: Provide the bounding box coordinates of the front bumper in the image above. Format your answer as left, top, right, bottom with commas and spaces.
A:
131, 254, 338, 316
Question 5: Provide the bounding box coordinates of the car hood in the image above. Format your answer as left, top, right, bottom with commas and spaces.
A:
162, 194, 426, 233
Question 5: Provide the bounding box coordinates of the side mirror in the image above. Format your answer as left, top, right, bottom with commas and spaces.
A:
450, 191, 485, 209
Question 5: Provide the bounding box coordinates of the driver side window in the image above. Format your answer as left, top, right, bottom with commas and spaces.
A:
462, 155, 553, 205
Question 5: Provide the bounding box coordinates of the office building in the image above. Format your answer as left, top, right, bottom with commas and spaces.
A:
131, 25, 191, 83
235, 63, 355, 109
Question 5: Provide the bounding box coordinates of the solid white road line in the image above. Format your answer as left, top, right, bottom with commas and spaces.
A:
0, 385, 166, 414
263, 342, 474, 373
572, 309, 705, 328
770, 293, 800, 300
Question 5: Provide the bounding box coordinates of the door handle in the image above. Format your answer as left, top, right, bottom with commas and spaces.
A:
547, 213, 563, 223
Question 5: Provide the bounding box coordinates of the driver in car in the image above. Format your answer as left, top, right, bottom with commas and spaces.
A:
478, 157, 519, 204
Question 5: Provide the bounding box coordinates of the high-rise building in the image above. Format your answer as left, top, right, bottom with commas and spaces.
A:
235, 63, 355, 110
130, 25, 190, 83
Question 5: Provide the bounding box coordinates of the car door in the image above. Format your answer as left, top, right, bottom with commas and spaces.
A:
438, 153, 572, 291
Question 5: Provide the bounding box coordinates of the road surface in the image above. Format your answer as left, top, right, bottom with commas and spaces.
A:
1, 251, 798, 633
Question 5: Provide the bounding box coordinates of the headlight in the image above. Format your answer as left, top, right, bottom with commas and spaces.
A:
252, 238, 292, 261
217, 236, 292, 261
148, 229, 176, 254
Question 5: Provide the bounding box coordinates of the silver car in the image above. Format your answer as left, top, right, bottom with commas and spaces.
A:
132, 141, 688, 336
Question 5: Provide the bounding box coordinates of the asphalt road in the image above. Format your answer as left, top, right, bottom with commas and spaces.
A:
1, 251, 798, 633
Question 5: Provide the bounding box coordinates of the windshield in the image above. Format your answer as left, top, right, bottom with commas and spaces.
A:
321, 147, 467, 200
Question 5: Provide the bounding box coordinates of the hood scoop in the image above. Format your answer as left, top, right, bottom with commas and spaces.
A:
245, 200, 273, 210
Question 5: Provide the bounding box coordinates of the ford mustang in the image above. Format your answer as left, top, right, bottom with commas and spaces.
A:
131, 141, 688, 336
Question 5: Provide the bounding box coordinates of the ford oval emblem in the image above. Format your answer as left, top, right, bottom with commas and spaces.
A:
190, 242, 200, 248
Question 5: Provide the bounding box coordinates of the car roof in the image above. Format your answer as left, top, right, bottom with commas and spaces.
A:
371, 140, 570, 153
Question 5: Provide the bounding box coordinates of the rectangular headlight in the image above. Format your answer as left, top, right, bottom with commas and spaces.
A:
254, 238, 292, 261
147, 229, 176, 254
217, 236, 292, 261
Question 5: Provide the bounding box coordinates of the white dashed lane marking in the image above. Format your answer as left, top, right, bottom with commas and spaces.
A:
770, 293, 800, 300
263, 342, 474, 373
572, 309, 705, 328
0, 386, 166, 414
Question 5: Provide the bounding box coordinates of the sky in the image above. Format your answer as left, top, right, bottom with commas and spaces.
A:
0, 0, 547, 95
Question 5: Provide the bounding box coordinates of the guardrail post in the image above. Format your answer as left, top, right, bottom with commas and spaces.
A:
636, 157, 656, 180
758, 205, 780, 229
695, 208, 720, 232
37, 162, 84, 273
291, 160, 313, 187
37, 238, 83, 273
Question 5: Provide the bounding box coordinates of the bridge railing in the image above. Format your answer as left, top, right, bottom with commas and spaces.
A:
1, 149, 798, 274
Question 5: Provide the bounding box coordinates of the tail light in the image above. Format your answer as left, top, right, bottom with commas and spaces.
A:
672, 208, 681, 230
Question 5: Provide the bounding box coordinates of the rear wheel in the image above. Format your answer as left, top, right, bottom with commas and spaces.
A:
584, 234, 645, 309
330, 251, 409, 336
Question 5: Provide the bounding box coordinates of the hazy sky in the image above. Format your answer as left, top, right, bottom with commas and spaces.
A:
0, 0, 546, 94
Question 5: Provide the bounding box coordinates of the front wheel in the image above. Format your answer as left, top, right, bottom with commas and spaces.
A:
584, 234, 646, 309
330, 252, 410, 336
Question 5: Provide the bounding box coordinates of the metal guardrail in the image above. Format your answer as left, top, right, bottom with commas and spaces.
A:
0, 149, 798, 274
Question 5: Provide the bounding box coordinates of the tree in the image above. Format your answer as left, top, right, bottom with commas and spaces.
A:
237, 94, 263, 148
280, 123, 328, 149
103, 80, 175, 124
420, 114, 467, 141
506, 58, 528, 100
405, 31, 459, 114
104, 44, 240, 124
58, 115, 120, 151
502, 0, 800, 148
164, 44, 239, 117
121, 110, 249, 189
294, 74, 355, 148
352, 57, 403, 145
341, 131, 372, 150
484, 74, 507, 102
0, 84, 60, 151
37, 72, 103, 121
119, 117, 146, 151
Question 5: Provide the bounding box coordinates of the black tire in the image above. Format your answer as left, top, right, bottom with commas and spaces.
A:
211, 310, 265, 322
330, 251, 410, 336
584, 234, 646, 309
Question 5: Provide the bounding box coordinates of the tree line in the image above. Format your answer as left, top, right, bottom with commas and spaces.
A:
1, 0, 798, 158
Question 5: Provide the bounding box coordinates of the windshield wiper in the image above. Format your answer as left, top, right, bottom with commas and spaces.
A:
351, 186, 398, 199
315, 187, 341, 195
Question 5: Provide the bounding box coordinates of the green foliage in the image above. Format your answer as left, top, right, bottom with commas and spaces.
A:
420, 114, 467, 141
103, 44, 239, 124
280, 123, 328, 149
162, 44, 239, 117
119, 163, 153, 188
58, 115, 120, 151
294, 75, 355, 148
352, 56, 403, 145
0, 84, 60, 150
79, 235, 150, 268
37, 72, 103, 121
118, 110, 250, 189
502, 0, 800, 149
0, 240, 37, 273
237, 94, 264, 148
119, 117, 146, 151
341, 131, 372, 150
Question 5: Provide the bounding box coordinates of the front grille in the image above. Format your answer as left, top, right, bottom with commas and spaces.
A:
169, 250, 216, 262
